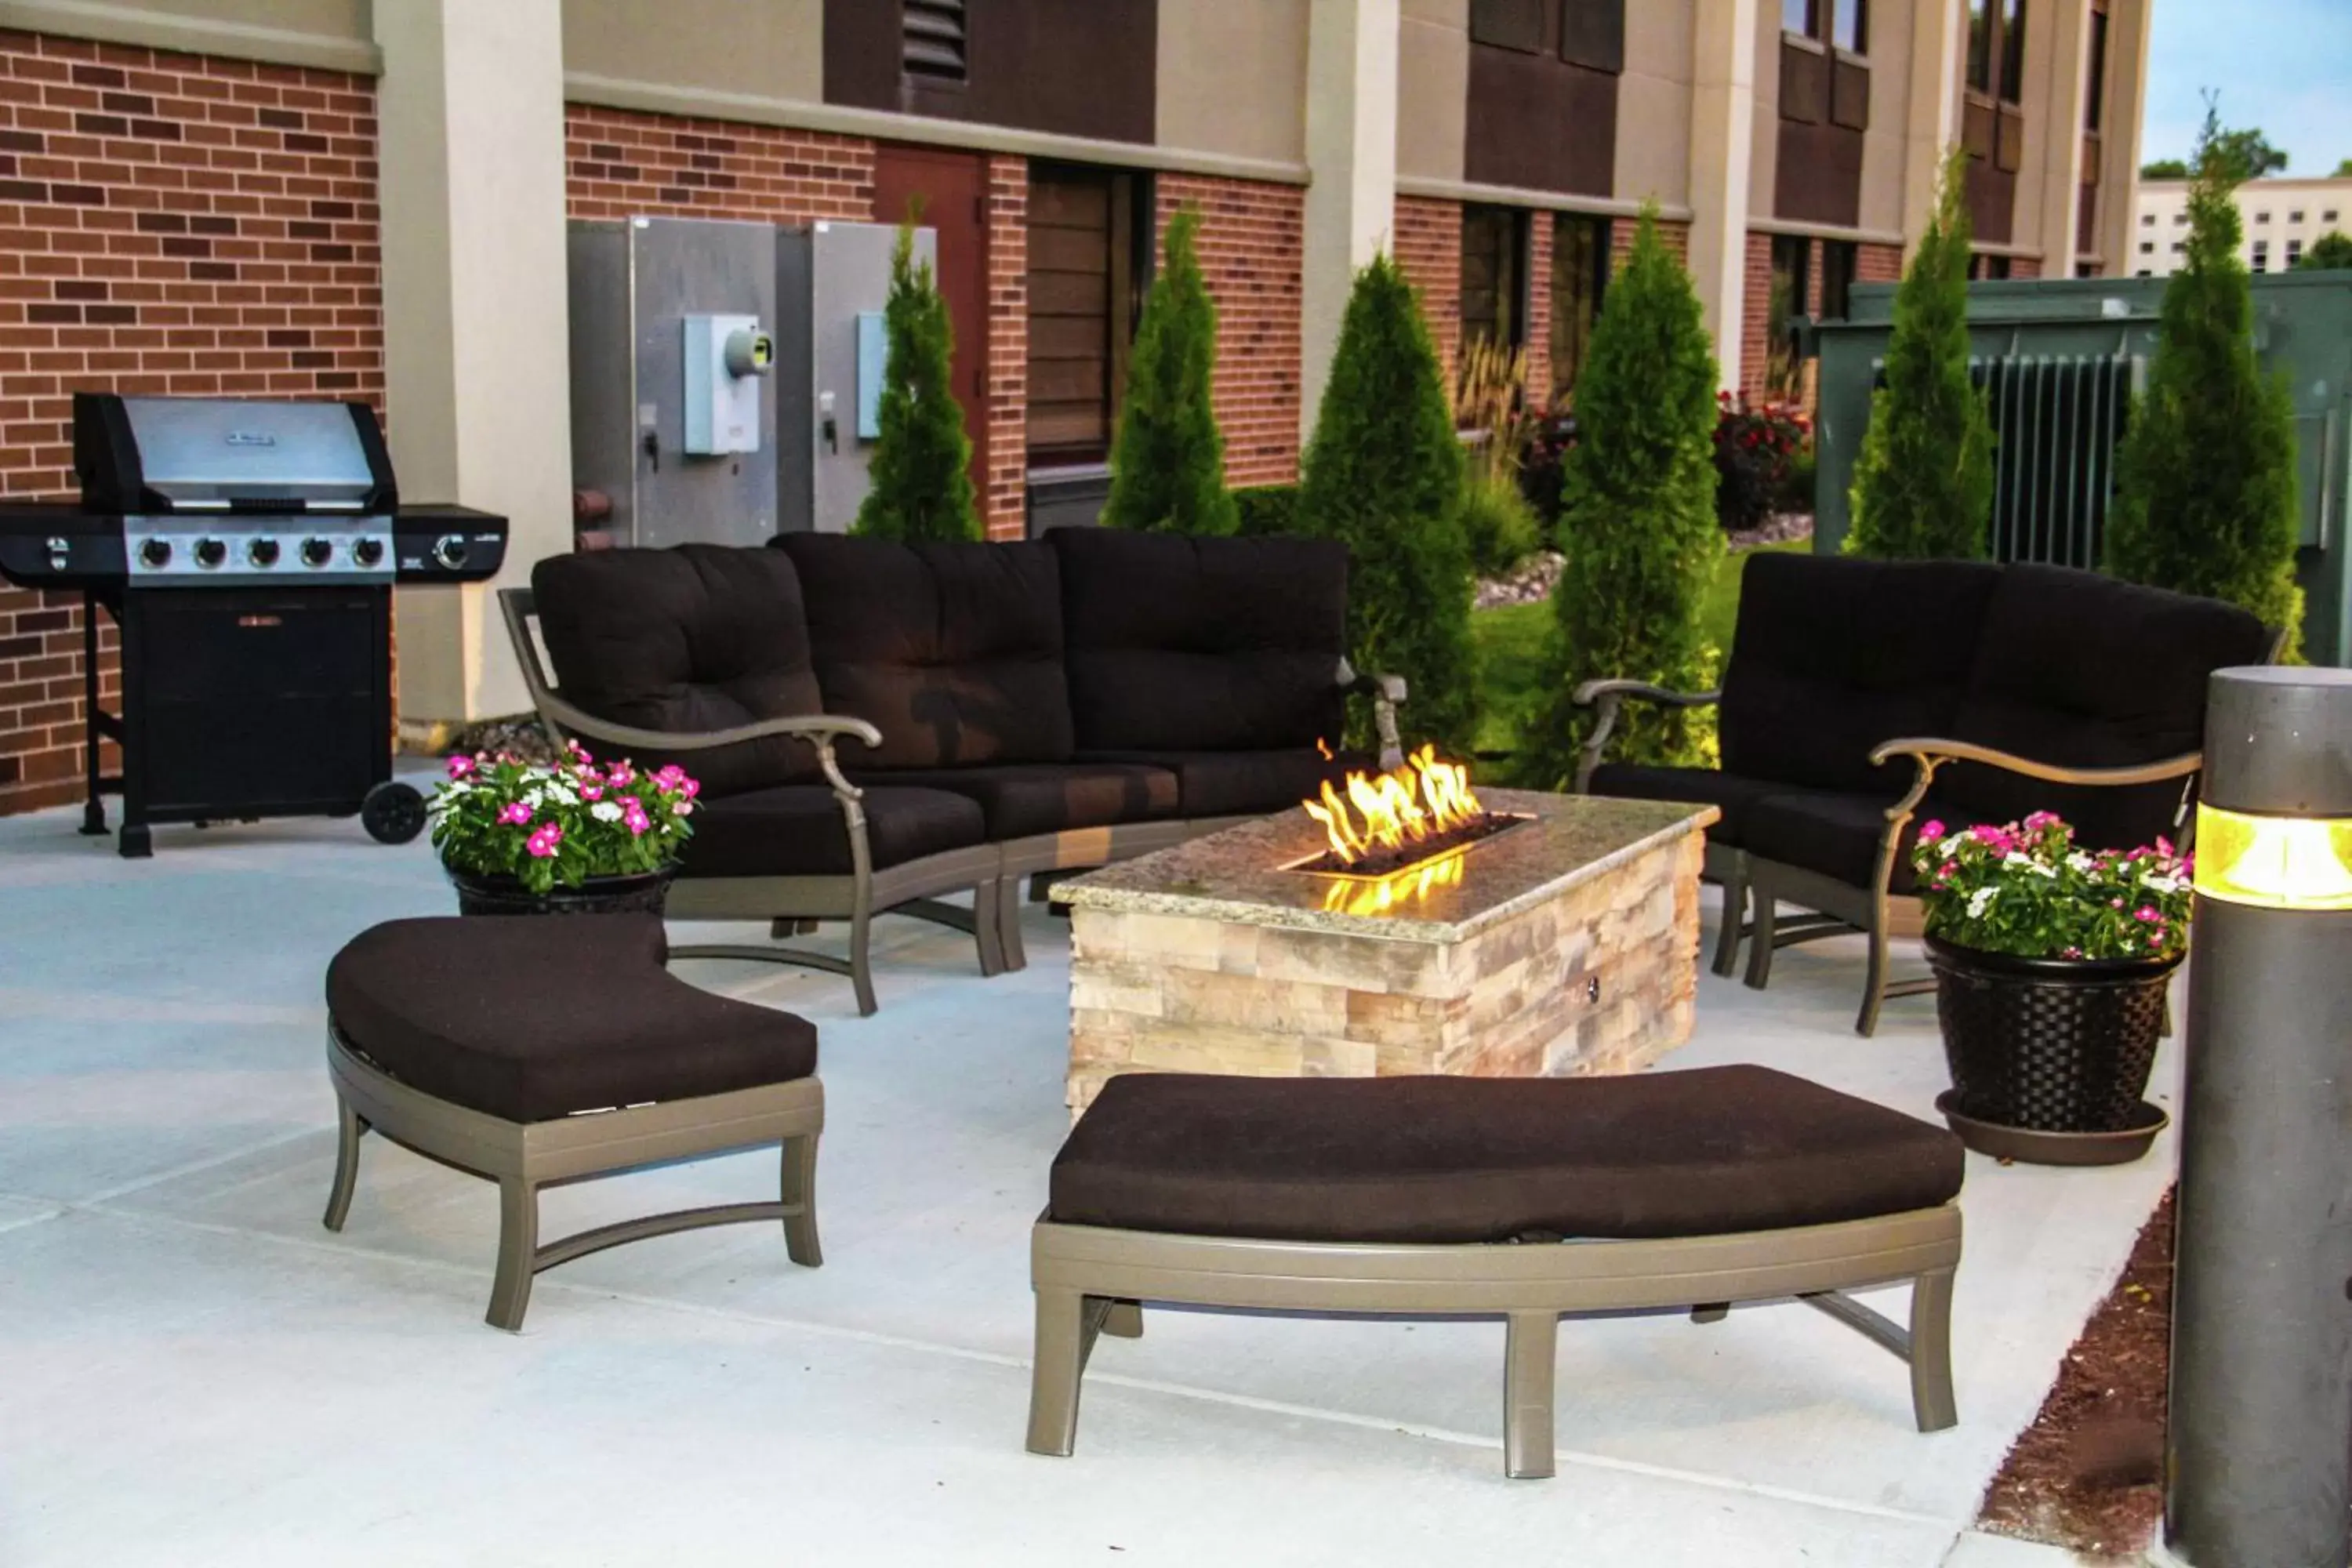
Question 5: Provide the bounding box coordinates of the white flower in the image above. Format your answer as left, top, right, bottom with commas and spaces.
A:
524, 789, 546, 809
590, 800, 623, 822
546, 784, 579, 807
1966, 887, 1998, 918
2143, 873, 2182, 895
2067, 853, 2093, 873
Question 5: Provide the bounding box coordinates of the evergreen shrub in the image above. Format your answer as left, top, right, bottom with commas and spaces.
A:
1102, 208, 1237, 535
854, 223, 981, 543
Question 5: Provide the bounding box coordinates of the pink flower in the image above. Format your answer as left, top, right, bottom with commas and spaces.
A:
2111, 898, 2126, 909
673, 800, 693, 818
680, 777, 700, 800
2134, 906, 2161, 923
608, 763, 636, 788
497, 801, 532, 826
526, 822, 563, 858
621, 799, 652, 837
653, 764, 686, 790
2024, 811, 2061, 830
2156, 836, 2176, 861
579, 783, 603, 801
445, 754, 475, 780
1919, 819, 1947, 842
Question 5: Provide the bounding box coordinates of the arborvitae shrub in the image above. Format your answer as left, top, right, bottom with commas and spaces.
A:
854, 223, 981, 543
1102, 208, 1237, 535
1295, 253, 1478, 752
1232, 484, 1298, 537
1845, 148, 1994, 561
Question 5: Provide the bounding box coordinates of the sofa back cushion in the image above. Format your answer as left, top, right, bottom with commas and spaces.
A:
774, 533, 1073, 770
1048, 528, 1349, 753
1719, 552, 2004, 793
531, 544, 822, 797
1937, 565, 2274, 848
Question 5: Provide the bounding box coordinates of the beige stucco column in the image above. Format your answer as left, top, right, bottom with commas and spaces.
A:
1301, 0, 1399, 443
2025, 0, 2091, 270
1685, 0, 1756, 394
1901, 0, 1967, 247
376, 0, 572, 732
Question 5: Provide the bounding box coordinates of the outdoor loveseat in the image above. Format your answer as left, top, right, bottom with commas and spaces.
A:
1573, 553, 2274, 1035
502, 529, 1402, 1014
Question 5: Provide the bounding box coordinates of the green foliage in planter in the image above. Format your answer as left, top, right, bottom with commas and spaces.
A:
1913, 813, 2191, 963
1845, 148, 1994, 562
1460, 468, 1542, 579
1296, 252, 1477, 751
855, 223, 982, 543
1526, 209, 1722, 788
429, 744, 698, 895
1102, 208, 1237, 536
2107, 112, 2307, 655
1232, 483, 1298, 537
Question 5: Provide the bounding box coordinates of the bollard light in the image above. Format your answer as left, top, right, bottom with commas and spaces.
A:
2165, 666, 2352, 1568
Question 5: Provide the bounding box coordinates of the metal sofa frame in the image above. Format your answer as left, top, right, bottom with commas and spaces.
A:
1026, 1203, 1961, 1479
501, 586, 1406, 1013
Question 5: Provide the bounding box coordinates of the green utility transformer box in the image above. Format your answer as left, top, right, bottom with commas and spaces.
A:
1809, 271, 2352, 666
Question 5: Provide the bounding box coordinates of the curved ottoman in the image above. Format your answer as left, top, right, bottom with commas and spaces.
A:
1027, 1065, 1964, 1478
322, 914, 823, 1330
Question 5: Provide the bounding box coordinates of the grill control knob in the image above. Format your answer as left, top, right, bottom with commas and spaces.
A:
138, 536, 172, 569
431, 534, 469, 572
247, 537, 280, 568
300, 536, 334, 568
193, 537, 227, 569
351, 537, 385, 568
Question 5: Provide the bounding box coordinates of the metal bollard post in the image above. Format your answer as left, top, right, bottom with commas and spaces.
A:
2164, 666, 2352, 1568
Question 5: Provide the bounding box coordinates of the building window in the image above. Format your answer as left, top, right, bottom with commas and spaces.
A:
1460, 205, 1530, 353
2255, 211, 2270, 223
1968, 253, 2013, 281
1967, 0, 2025, 103
2084, 2, 2109, 129
2288, 209, 2305, 224
1548, 213, 1610, 403
2174, 212, 2188, 225
2139, 241, 2154, 254
1025, 165, 1148, 463
1966, 0, 1992, 91
1766, 234, 1810, 397
2140, 212, 2154, 227
1998, 0, 2027, 104
2252, 240, 2268, 273
1783, 0, 1819, 36
1832, 0, 1867, 53
2135, 268, 2151, 277
1820, 239, 1859, 320
902, 0, 969, 84
2286, 239, 2303, 267
2326, 209, 2341, 223
2172, 241, 2187, 254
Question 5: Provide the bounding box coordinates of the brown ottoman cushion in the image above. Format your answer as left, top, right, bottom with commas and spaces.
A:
326, 915, 818, 1123
1049, 1066, 1964, 1245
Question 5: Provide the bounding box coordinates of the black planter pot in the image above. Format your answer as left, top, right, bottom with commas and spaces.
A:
445, 864, 677, 917
1925, 934, 2179, 1138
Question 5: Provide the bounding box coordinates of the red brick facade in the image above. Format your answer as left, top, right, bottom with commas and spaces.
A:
1737, 231, 1904, 399
564, 104, 873, 223
982, 154, 1027, 539
1521, 215, 1554, 408
1392, 194, 1462, 379
1156, 173, 1304, 487
0, 31, 382, 817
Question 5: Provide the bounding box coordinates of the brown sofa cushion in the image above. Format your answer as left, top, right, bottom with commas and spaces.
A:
1049, 1066, 1963, 1244
681, 783, 987, 877
848, 762, 1181, 840
326, 916, 817, 1123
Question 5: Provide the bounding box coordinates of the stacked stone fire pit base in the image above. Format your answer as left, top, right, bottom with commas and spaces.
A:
1060, 790, 1719, 1116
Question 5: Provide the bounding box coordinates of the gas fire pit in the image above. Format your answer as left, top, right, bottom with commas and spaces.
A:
1058, 760, 1719, 1116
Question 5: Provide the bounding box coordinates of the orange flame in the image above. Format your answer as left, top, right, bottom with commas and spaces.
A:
1301, 744, 1486, 866
1321, 849, 1466, 916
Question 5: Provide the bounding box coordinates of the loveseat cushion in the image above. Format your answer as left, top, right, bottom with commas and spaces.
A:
774, 534, 1073, 770
1078, 747, 1365, 819
1049, 1066, 1964, 1245
848, 762, 1181, 840
532, 545, 823, 797
1744, 789, 1977, 894
1719, 553, 2003, 794
327, 915, 817, 1123
1048, 529, 1348, 753
1936, 565, 2273, 850
1585, 764, 1795, 847
678, 783, 987, 877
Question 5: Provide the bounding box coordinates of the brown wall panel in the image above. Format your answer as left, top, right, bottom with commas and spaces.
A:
1464, 44, 1617, 197
1773, 121, 1864, 228
826, 0, 1157, 147
1780, 42, 1827, 124
1965, 156, 2016, 244
1830, 58, 1869, 131
824, 0, 902, 111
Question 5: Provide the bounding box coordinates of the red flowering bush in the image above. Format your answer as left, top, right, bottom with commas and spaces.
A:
1711, 391, 1810, 533
1911, 813, 2193, 962
428, 740, 698, 894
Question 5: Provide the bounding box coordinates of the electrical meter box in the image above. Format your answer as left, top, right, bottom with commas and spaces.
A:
682, 314, 772, 456
775, 221, 936, 534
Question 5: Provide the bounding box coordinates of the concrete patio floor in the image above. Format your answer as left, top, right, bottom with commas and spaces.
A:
0, 786, 2171, 1566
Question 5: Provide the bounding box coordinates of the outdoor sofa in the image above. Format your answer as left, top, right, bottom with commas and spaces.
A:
1573, 552, 2275, 1034
503, 529, 1403, 1013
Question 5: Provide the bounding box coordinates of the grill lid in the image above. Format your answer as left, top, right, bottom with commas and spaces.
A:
74, 392, 397, 514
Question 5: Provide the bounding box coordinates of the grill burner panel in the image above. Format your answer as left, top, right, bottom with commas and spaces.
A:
1285, 812, 1534, 880
124, 515, 393, 583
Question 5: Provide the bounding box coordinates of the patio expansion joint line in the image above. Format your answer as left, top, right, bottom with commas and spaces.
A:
61, 1201, 1962, 1530
64, 1125, 327, 1209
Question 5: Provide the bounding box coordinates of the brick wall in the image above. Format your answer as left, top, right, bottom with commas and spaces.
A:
982, 153, 1026, 539
1737, 229, 1774, 397
1156, 173, 1303, 488
0, 31, 382, 817
2008, 256, 2042, 279
1611, 216, 1690, 271
1392, 194, 1461, 381
1858, 241, 1903, 283
564, 103, 873, 223
1522, 215, 1554, 408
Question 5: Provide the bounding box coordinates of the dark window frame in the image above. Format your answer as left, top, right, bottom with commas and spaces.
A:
1819, 239, 1859, 321
1766, 233, 1812, 398
2084, 2, 2109, 129
1459, 203, 1532, 355
1023, 162, 1154, 466
1548, 212, 1611, 404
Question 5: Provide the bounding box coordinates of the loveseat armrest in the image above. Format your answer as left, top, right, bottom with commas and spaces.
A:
1866, 736, 2205, 836
1338, 659, 1410, 770
1568, 680, 1722, 793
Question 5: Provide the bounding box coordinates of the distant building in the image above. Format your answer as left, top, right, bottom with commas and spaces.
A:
2132, 176, 2352, 278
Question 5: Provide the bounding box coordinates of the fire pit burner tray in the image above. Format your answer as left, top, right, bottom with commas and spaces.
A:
1283, 812, 1536, 880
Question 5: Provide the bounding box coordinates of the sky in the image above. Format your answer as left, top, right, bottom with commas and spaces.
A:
2140, 0, 2352, 174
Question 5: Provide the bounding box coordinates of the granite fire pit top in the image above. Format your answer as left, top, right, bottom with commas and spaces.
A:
1059, 789, 1718, 942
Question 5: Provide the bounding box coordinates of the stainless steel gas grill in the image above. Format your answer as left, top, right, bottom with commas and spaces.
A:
0, 393, 507, 856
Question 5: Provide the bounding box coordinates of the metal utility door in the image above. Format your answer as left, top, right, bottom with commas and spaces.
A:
778, 220, 938, 535
873, 145, 990, 498
629, 217, 779, 548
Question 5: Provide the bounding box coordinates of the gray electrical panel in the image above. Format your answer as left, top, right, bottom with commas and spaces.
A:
776, 220, 936, 535
568, 214, 933, 546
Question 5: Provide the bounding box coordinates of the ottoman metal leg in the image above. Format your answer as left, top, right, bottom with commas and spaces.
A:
781, 1133, 823, 1267
1908, 1267, 1958, 1433
1503, 1310, 1559, 1479
1026, 1287, 1091, 1457
488, 1176, 541, 1331
322, 1096, 368, 1233
995, 877, 1029, 974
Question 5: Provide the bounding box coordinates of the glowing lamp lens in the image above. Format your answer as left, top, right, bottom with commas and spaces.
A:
2194, 804, 2352, 911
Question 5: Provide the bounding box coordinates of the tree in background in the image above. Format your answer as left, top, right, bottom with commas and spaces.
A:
1295, 253, 1478, 752
2140, 158, 2190, 180
1527, 209, 1721, 785
2334, 157, 2352, 179
2143, 120, 2288, 184
854, 223, 981, 543
1845, 147, 1993, 561
2107, 110, 2305, 654
1102, 208, 1238, 535
2299, 232, 2352, 270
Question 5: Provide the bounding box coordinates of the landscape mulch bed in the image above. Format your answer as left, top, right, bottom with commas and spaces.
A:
1976, 1188, 2175, 1561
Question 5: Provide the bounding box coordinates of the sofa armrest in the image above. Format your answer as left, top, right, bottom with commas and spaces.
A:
1568, 680, 1722, 794
1338, 659, 1410, 771
1869, 736, 2203, 794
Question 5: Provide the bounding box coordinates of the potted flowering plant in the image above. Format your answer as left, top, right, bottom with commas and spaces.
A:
428, 741, 698, 916
1913, 812, 2192, 1163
